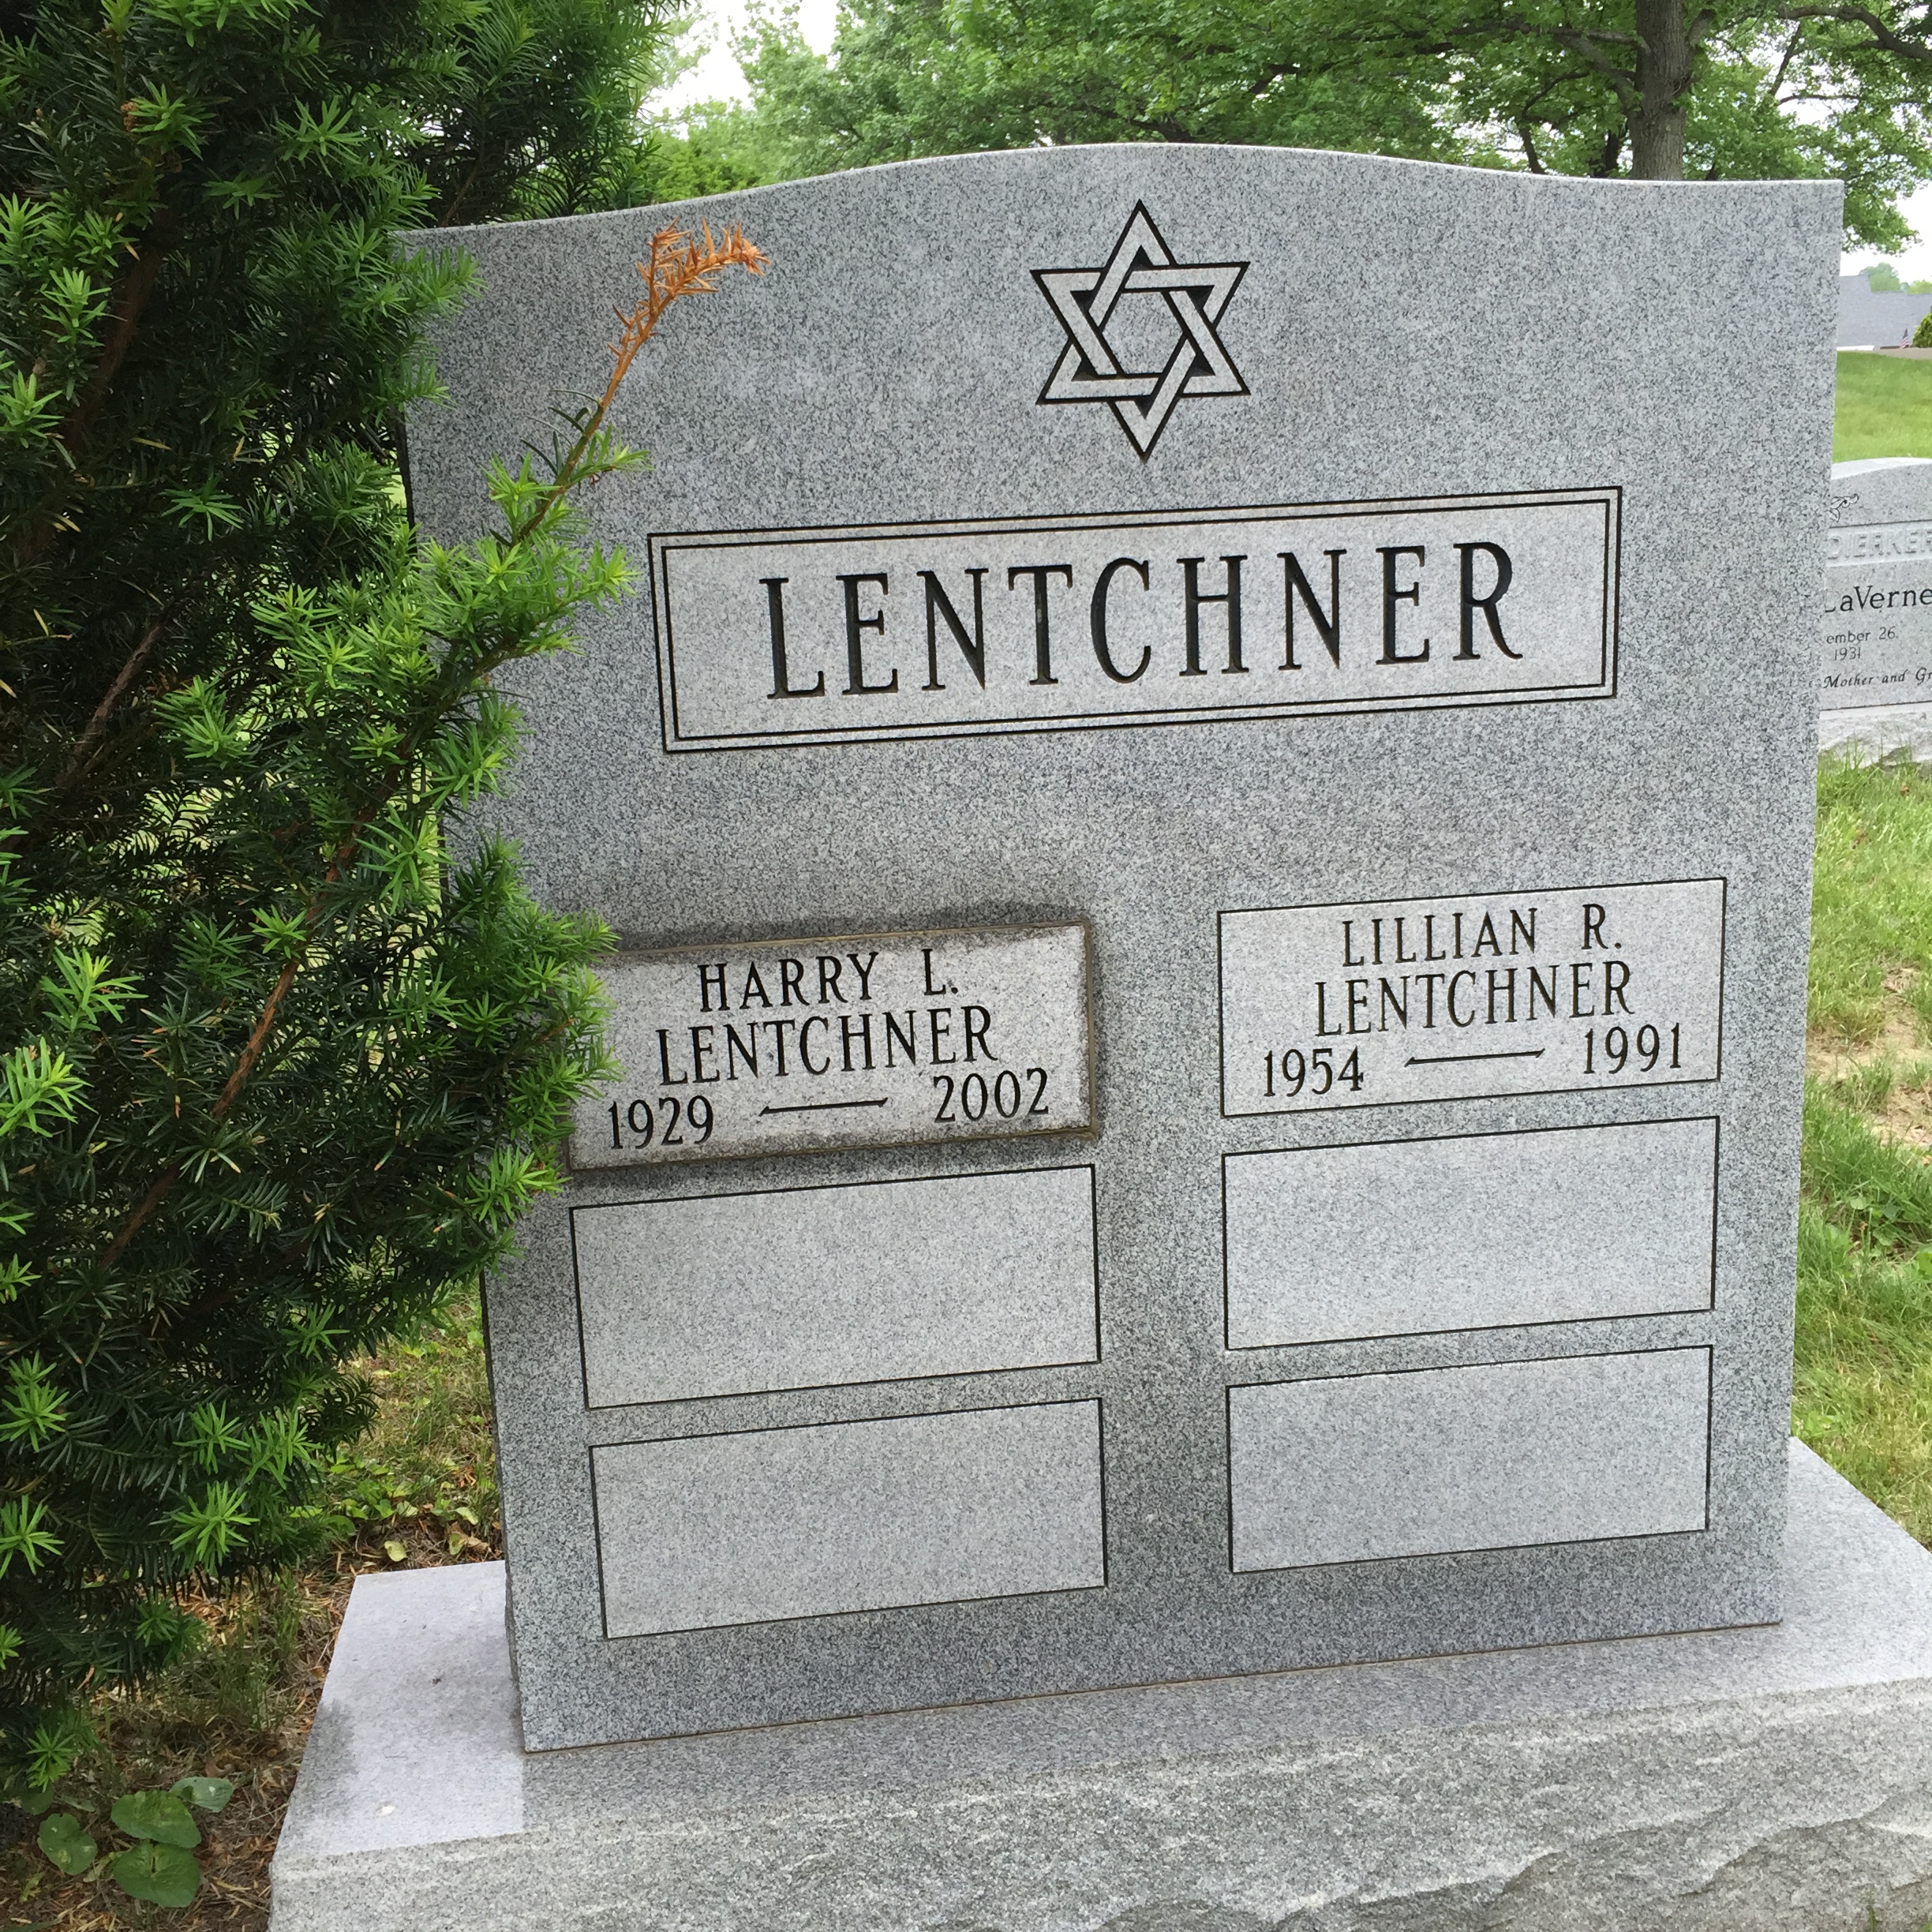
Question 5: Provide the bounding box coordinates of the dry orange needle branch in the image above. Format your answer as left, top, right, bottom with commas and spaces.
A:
513, 222, 768, 542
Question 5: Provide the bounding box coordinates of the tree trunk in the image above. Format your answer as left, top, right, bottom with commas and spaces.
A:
1629, 0, 1694, 178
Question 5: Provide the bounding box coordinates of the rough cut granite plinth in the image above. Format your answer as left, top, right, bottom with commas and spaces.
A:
269, 1443, 1932, 1932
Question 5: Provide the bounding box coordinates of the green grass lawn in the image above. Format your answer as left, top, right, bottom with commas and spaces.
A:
1835, 350, 1932, 459
1798, 756, 1932, 1538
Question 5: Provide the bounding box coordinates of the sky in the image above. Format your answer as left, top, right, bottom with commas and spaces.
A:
655, 0, 839, 113
657, 9, 1932, 281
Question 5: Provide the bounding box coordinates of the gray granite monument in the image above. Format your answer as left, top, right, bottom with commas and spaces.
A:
269, 148, 1932, 1931
1822, 456, 1932, 758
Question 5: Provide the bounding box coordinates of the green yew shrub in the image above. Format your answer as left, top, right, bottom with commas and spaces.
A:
0, 0, 720, 1790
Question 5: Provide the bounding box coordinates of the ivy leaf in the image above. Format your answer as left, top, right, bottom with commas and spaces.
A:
36, 1810, 95, 1874
110, 1840, 200, 1908
111, 1789, 200, 1848
170, 1776, 234, 1814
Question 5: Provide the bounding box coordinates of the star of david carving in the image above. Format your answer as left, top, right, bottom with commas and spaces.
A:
1032, 204, 1249, 459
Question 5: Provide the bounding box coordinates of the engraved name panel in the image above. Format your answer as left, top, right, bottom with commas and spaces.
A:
572, 922, 1093, 1166
652, 489, 1620, 750
1219, 878, 1724, 1114
1821, 528, 1932, 710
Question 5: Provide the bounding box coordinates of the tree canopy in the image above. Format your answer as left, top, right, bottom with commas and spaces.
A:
715, 0, 1932, 246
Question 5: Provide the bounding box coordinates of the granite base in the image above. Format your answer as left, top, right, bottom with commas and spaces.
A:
1819, 703, 1932, 762
269, 1443, 1932, 1932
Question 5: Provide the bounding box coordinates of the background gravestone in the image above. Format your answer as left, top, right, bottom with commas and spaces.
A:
1822, 455, 1932, 758
404, 145, 1837, 1751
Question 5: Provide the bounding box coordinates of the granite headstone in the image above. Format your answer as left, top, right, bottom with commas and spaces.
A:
402, 146, 1837, 1752
1822, 455, 1932, 757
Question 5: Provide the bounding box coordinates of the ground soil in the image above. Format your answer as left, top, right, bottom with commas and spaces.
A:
3, 1515, 491, 1930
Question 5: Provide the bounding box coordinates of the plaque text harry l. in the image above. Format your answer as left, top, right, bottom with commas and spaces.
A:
573, 922, 1094, 1166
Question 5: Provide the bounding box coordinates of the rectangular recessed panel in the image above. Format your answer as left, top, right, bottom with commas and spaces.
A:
570, 921, 1092, 1168
1229, 1350, 1710, 1571
1224, 1118, 1716, 1347
574, 1166, 1097, 1407
1218, 878, 1725, 1114
653, 491, 1618, 750
593, 1401, 1105, 1637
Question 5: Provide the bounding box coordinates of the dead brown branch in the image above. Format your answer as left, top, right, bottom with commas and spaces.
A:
511, 222, 769, 544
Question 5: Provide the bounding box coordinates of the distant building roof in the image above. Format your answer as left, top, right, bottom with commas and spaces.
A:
1840, 274, 1932, 348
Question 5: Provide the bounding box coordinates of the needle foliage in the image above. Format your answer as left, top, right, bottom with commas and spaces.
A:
0, 0, 693, 1790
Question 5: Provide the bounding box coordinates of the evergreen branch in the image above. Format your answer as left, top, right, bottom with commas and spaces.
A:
434, 141, 505, 229
47, 606, 177, 797
15, 209, 182, 569
58, 209, 180, 459
99, 223, 767, 1284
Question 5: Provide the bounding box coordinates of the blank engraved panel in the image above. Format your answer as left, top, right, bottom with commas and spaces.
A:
593, 1401, 1106, 1637
1229, 1350, 1710, 1571
1224, 1118, 1717, 1348
573, 1166, 1097, 1407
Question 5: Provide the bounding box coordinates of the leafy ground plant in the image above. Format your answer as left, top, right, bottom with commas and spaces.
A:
29, 1776, 232, 1909
320, 1298, 501, 1568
